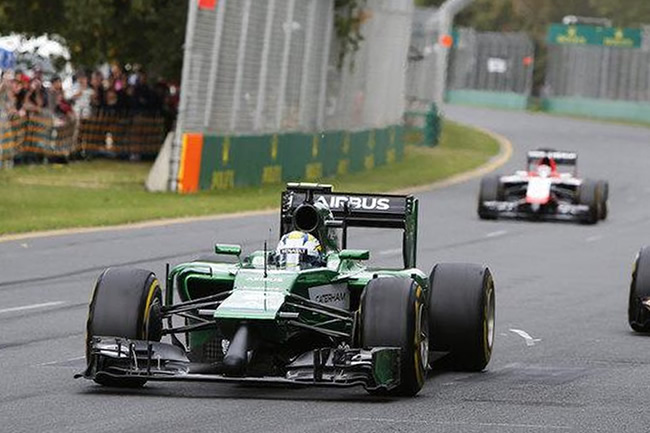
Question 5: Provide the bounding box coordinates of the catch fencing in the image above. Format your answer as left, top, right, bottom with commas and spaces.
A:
403, 7, 446, 147
406, 8, 444, 106
543, 24, 650, 122
172, 0, 413, 192
179, 0, 410, 135
446, 28, 534, 109
78, 111, 166, 157
545, 45, 650, 102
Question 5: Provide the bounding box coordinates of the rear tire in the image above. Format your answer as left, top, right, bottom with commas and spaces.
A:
86, 267, 163, 387
478, 175, 502, 220
629, 247, 650, 332
428, 263, 495, 371
597, 180, 609, 220
361, 278, 428, 397
578, 179, 599, 224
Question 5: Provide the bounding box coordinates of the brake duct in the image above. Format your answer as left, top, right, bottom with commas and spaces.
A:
223, 324, 254, 376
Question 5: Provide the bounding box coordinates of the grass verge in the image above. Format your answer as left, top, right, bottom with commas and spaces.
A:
0, 120, 499, 235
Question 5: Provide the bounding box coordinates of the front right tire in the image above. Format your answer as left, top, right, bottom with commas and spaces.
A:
361, 277, 428, 397
597, 180, 609, 220
578, 179, 599, 225
428, 263, 495, 371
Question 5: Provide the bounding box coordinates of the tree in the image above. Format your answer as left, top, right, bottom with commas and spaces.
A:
0, 0, 187, 81
61, 0, 188, 80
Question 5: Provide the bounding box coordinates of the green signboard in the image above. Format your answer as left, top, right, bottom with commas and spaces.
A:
547, 24, 642, 48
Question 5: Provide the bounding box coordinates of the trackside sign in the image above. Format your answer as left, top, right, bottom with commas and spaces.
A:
547, 24, 642, 49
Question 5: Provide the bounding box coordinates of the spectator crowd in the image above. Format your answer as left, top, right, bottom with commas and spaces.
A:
0, 64, 178, 131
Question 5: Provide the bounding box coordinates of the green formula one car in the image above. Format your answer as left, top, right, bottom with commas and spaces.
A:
77, 183, 495, 396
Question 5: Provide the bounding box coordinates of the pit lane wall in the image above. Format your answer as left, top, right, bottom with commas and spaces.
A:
176, 125, 404, 193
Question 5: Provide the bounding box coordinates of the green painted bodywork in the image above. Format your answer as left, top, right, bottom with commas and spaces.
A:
165, 185, 425, 354
167, 252, 428, 352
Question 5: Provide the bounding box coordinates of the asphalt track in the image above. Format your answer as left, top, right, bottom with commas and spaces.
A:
2, 106, 650, 432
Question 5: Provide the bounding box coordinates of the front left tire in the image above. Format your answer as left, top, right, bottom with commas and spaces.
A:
478, 175, 502, 220
361, 277, 428, 396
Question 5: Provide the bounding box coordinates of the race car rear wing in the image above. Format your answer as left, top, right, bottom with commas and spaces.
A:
526, 150, 577, 166
280, 183, 418, 268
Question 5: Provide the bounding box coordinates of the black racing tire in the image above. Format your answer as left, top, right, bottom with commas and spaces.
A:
428, 263, 495, 371
578, 179, 599, 225
597, 180, 609, 220
86, 267, 163, 387
478, 175, 502, 220
361, 277, 428, 397
629, 247, 650, 333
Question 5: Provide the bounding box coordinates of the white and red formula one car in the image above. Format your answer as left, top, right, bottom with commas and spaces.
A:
478, 149, 608, 224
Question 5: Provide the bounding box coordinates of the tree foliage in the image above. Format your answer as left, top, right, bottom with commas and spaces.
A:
334, 0, 369, 69
416, 0, 650, 34
0, 0, 187, 80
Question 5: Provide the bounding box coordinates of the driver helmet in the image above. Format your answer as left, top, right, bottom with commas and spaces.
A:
537, 163, 552, 178
276, 231, 323, 270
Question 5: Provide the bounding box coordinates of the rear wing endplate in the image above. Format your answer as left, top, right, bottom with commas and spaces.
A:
280, 183, 419, 268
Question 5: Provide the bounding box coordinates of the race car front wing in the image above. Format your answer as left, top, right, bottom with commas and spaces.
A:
76, 337, 401, 391
480, 200, 591, 222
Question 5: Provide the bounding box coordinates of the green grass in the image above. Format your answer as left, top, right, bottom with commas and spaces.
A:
0, 121, 499, 235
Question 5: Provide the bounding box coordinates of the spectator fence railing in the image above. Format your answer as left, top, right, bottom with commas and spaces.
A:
0, 109, 167, 165
78, 111, 166, 157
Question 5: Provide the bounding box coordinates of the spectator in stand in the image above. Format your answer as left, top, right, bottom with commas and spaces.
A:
71, 71, 94, 119
133, 70, 159, 113
49, 75, 74, 122
23, 77, 49, 115
90, 70, 105, 112
123, 83, 136, 112
103, 87, 121, 114
109, 63, 129, 110
110, 63, 126, 93
154, 79, 174, 132
13, 73, 29, 117
0, 70, 16, 115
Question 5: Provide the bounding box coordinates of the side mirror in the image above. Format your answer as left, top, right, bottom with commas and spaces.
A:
215, 244, 242, 256
339, 249, 370, 261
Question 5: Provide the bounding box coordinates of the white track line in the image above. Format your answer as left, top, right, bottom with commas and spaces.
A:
347, 418, 571, 430
509, 328, 542, 346
39, 356, 85, 367
586, 235, 602, 243
0, 301, 65, 315
486, 230, 508, 238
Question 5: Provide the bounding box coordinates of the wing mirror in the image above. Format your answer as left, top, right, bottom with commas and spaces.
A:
339, 249, 370, 261
214, 244, 242, 256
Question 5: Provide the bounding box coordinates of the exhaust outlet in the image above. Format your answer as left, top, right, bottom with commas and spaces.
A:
293, 204, 319, 232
